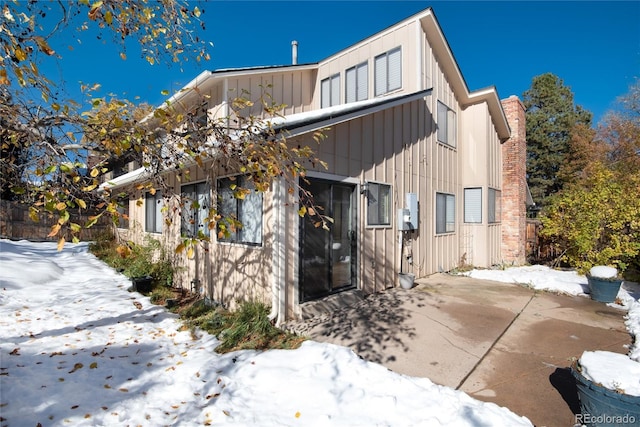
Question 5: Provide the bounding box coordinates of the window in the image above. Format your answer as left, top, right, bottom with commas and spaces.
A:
437, 101, 457, 147
464, 188, 482, 223
346, 62, 368, 103
374, 47, 402, 96
366, 182, 391, 226
321, 73, 341, 108
488, 188, 501, 223
116, 196, 129, 229
145, 190, 163, 233
112, 162, 128, 178
436, 192, 455, 234
192, 102, 208, 128
181, 182, 211, 238
217, 176, 263, 246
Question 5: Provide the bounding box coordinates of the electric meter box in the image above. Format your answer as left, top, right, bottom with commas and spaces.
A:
398, 193, 418, 231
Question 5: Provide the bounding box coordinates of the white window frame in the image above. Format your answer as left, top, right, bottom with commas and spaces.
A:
346, 61, 368, 103
321, 73, 341, 108
145, 190, 163, 233
217, 175, 263, 246
181, 181, 211, 238
374, 47, 402, 96
437, 101, 457, 148
366, 182, 392, 227
436, 192, 455, 234
488, 188, 501, 224
464, 188, 482, 224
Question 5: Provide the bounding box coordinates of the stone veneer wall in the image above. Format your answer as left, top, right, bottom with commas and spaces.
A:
500, 96, 527, 264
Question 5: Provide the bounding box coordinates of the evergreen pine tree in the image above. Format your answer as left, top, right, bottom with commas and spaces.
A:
523, 73, 592, 209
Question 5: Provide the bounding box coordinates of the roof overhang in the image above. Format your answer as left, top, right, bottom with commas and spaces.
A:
149, 63, 319, 116
318, 8, 510, 142
98, 167, 149, 192
270, 88, 433, 137
418, 10, 511, 141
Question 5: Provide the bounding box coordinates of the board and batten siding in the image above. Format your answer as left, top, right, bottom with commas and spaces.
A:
460, 102, 503, 267
219, 69, 316, 119
425, 27, 462, 274
123, 163, 274, 311
284, 95, 448, 296
316, 19, 421, 107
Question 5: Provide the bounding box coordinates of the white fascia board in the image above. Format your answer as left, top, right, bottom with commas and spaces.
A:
212, 63, 318, 77
98, 167, 148, 192
271, 89, 432, 138
467, 87, 511, 141
162, 70, 214, 107
419, 12, 510, 141
319, 9, 432, 65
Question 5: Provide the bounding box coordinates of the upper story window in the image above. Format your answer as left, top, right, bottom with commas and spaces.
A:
346, 61, 368, 103
374, 47, 402, 96
181, 182, 211, 238
437, 101, 457, 147
192, 102, 208, 128
145, 190, 163, 233
321, 73, 341, 108
217, 175, 263, 246
112, 162, 129, 178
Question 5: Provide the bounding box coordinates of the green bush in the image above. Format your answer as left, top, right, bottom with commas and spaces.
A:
540, 164, 640, 275
90, 232, 174, 290
178, 300, 304, 353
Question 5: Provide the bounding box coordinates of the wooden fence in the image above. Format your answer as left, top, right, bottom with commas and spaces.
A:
0, 200, 112, 242
526, 219, 558, 263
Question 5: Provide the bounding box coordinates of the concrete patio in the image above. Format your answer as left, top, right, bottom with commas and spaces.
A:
286, 273, 631, 427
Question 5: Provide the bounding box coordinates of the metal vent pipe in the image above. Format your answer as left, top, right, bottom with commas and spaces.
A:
292, 40, 298, 65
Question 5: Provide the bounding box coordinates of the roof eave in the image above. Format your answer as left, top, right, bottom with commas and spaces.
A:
419, 13, 511, 141
275, 88, 433, 138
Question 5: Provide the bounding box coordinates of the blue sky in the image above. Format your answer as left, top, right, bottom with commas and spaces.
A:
48, 1, 639, 125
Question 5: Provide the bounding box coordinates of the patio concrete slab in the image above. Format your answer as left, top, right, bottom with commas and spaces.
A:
286, 273, 631, 427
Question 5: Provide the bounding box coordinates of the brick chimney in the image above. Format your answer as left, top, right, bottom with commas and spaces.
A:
501, 95, 527, 264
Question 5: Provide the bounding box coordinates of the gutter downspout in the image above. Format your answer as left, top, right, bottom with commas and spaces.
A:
269, 177, 286, 325
416, 19, 423, 90
223, 78, 230, 127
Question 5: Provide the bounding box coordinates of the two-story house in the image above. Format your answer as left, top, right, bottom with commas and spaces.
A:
102, 7, 529, 323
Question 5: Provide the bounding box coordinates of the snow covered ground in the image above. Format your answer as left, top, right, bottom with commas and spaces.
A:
0, 239, 532, 426
1, 239, 638, 425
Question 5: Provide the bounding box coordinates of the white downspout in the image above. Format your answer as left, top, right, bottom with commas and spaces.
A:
416, 20, 423, 90
276, 177, 286, 326
223, 78, 230, 127
269, 177, 286, 325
